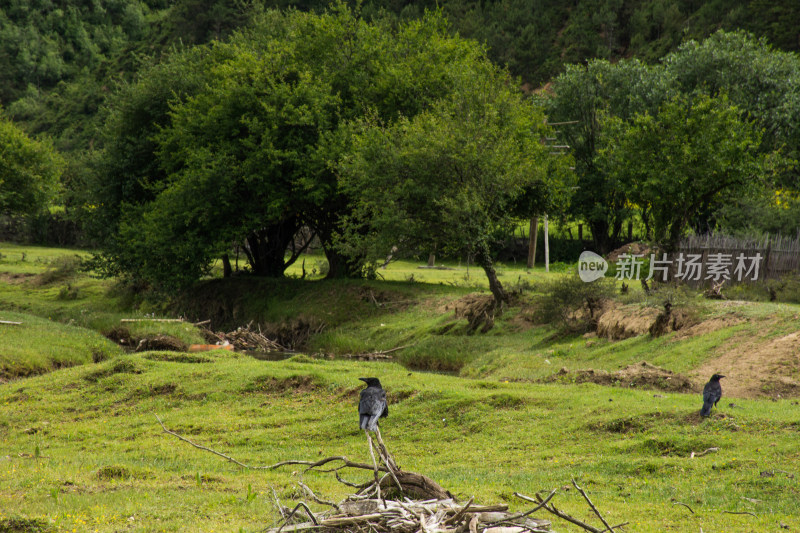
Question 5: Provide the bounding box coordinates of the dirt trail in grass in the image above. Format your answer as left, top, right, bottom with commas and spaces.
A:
688, 318, 800, 399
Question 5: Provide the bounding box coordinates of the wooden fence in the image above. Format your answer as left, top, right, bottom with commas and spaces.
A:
677, 233, 800, 284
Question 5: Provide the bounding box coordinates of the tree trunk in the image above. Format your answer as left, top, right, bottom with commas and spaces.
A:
244, 216, 301, 277
527, 216, 538, 268
590, 219, 614, 255
323, 246, 362, 279
474, 243, 508, 311
222, 254, 232, 278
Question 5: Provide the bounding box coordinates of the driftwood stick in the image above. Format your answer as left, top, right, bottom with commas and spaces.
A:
276, 502, 318, 533
269, 456, 389, 473
444, 496, 474, 525
468, 514, 479, 533
271, 487, 286, 521
157, 415, 388, 474
673, 501, 695, 514
573, 479, 615, 532
690, 447, 719, 458
335, 472, 369, 489
298, 481, 341, 512
155, 414, 254, 469
374, 428, 402, 492
722, 511, 757, 517
486, 489, 557, 525
365, 431, 383, 503
484, 521, 550, 533
534, 491, 603, 533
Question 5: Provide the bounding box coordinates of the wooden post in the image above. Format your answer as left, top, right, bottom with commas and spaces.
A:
627, 220, 633, 241
527, 216, 539, 268
427, 253, 435, 267
544, 214, 550, 273
578, 224, 583, 242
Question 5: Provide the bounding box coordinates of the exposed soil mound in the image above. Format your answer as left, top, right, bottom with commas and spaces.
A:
546, 361, 698, 393
261, 316, 325, 350
105, 326, 134, 346
244, 374, 322, 394
595, 303, 695, 340
671, 316, 745, 340
691, 326, 800, 399
606, 242, 653, 263
596, 304, 659, 340
104, 327, 186, 352
0, 272, 35, 285
444, 293, 497, 332
135, 335, 187, 352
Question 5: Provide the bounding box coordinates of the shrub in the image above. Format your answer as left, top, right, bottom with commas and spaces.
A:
34, 255, 82, 285
533, 274, 616, 332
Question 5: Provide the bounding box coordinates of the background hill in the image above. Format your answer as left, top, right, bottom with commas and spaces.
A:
2, 0, 799, 152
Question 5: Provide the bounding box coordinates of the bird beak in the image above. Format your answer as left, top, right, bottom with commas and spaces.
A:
358, 377, 368, 383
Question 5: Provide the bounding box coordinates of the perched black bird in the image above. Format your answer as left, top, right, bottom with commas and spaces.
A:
358, 377, 388, 431
701, 374, 725, 416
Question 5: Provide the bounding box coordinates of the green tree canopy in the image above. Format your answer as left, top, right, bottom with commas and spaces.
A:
599, 93, 772, 251
544, 58, 674, 253
339, 73, 573, 307
94, 5, 565, 289
0, 111, 62, 217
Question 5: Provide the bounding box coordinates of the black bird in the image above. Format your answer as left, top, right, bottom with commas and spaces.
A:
358, 377, 388, 432
701, 374, 725, 416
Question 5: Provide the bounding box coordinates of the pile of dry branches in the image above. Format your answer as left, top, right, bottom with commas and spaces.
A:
268, 496, 552, 533
205, 322, 286, 352
156, 416, 627, 533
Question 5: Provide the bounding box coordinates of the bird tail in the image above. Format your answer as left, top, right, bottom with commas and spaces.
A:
360, 414, 380, 432
700, 401, 713, 416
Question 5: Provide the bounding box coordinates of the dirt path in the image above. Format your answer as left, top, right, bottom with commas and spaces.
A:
688, 322, 800, 399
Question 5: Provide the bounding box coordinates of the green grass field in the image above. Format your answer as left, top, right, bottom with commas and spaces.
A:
1, 243, 800, 532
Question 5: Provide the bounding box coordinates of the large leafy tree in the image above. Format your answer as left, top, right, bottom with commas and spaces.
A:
339, 73, 573, 308
599, 93, 771, 252
544, 58, 674, 253
663, 30, 800, 180
95, 5, 543, 288
661, 30, 800, 234
0, 111, 61, 217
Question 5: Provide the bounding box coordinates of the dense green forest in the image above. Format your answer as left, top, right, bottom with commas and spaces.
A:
3, 0, 799, 151
2, 0, 800, 294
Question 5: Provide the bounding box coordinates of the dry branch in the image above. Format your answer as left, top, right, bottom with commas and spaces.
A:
690, 447, 719, 458
572, 479, 616, 532
207, 322, 287, 352
340, 344, 414, 361
533, 491, 604, 533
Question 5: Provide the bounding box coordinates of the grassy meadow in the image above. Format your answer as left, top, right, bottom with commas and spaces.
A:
1, 243, 800, 532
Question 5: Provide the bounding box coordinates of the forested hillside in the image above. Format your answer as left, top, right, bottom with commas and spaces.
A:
3, 0, 799, 150
2, 0, 799, 262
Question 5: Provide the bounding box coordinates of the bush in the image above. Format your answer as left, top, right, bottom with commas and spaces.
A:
533, 274, 616, 332
34, 255, 83, 285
